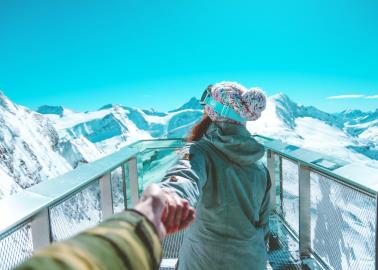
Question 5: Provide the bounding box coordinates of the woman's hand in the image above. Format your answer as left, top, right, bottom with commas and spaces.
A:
161, 188, 196, 234
134, 184, 195, 240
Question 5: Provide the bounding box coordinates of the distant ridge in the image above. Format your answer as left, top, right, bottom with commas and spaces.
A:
37, 105, 74, 117
0, 91, 377, 200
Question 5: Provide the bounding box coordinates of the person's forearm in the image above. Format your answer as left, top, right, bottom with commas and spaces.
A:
159, 177, 198, 206
15, 210, 162, 270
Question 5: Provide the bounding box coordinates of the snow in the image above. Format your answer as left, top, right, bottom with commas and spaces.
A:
0, 166, 20, 198
48, 109, 113, 130
1, 90, 377, 199
2, 92, 378, 199
0, 91, 377, 269
248, 96, 289, 138
0, 93, 72, 199
142, 111, 173, 125
359, 126, 378, 143
249, 94, 378, 169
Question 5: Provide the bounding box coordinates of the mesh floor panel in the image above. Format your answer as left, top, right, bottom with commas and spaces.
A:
160, 231, 186, 270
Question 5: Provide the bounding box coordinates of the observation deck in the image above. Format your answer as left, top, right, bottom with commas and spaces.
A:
1, 137, 378, 270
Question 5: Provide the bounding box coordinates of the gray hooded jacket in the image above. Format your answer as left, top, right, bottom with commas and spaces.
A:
160, 122, 271, 270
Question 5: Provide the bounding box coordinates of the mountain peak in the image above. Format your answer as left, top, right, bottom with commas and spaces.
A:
169, 97, 202, 113
342, 108, 363, 114
271, 92, 299, 112
98, 104, 121, 110
37, 105, 74, 117
270, 93, 294, 103
142, 108, 167, 117
0, 91, 17, 112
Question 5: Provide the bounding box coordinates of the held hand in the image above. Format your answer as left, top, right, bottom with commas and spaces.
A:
134, 184, 195, 240
134, 184, 167, 240
161, 188, 196, 234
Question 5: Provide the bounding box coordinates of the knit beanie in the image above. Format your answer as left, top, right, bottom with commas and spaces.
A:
204, 81, 267, 124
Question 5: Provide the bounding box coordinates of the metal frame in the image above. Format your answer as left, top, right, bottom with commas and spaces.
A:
1, 136, 377, 270
298, 163, 311, 258
30, 209, 51, 250
256, 135, 378, 196
260, 134, 378, 269
278, 156, 283, 214
128, 157, 139, 206
267, 150, 276, 212
99, 172, 113, 219
0, 139, 185, 239
376, 194, 378, 270
122, 163, 128, 210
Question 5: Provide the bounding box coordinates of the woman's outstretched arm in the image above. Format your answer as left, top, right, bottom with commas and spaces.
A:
158, 143, 206, 233
159, 143, 207, 207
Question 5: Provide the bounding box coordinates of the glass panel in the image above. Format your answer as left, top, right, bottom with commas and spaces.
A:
138, 148, 181, 191
111, 167, 125, 214
49, 180, 102, 241
281, 158, 299, 233
0, 224, 33, 270
132, 139, 185, 152
310, 172, 375, 270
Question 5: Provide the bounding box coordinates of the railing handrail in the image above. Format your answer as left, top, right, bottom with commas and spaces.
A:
1, 135, 377, 269
0, 138, 185, 237
253, 134, 378, 197
1, 135, 377, 239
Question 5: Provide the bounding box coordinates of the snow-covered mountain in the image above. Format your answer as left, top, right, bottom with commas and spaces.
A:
0, 94, 204, 199
249, 93, 378, 167
42, 103, 203, 155
3, 92, 376, 270
1, 91, 377, 199
0, 92, 72, 199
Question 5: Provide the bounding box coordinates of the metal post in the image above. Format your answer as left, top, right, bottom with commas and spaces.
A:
279, 156, 283, 214
375, 195, 378, 270
267, 150, 276, 212
299, 163, 311, 258
99, 172, 113, 219
121, 163, 128, 210
128, 157, 139, 207
31, 208, 51, 250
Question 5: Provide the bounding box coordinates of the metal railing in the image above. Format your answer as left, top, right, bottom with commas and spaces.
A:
260, 135, 378, 270
0, 136, 378, 270
0, 138, 185, 270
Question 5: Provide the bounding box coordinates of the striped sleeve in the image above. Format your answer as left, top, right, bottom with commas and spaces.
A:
15, 210, 162, 270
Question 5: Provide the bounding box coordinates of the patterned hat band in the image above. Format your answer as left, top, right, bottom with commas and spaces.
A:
204, 81, 267, 124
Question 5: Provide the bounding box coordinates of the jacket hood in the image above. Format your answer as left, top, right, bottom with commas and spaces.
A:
202, 122, 265, 166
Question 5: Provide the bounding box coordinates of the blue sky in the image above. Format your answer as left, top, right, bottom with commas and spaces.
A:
0, 0, 377, 113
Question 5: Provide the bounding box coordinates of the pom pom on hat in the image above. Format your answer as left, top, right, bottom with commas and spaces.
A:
204, 81, 267, 123
240, 87, 267, 121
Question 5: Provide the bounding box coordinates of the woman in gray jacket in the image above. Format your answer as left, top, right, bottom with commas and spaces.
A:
160, 81, 271, 270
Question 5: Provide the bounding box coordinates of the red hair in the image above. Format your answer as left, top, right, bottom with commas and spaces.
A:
187, 114, 212, 142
